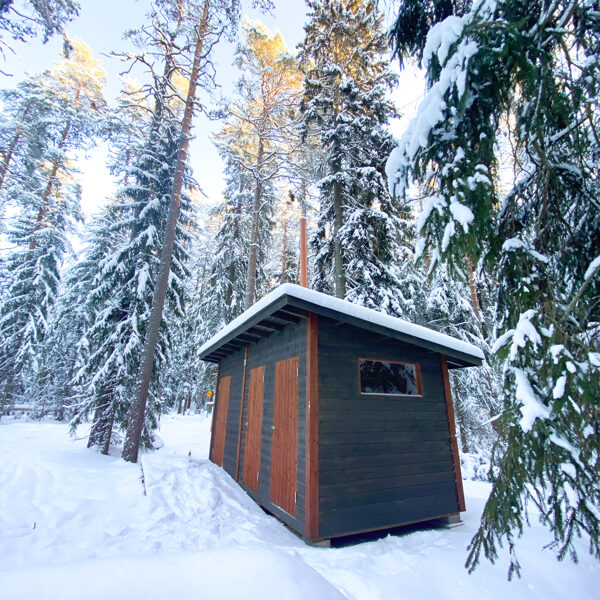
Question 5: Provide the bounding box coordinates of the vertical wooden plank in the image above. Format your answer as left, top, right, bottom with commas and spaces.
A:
242, 365, 265, 492
235, 346, 249, 481
305, 313, 319, 539
440, 354, 466, 512
211, 375, 231, 467
208, 361, 221, 461
270, 356, 299, 516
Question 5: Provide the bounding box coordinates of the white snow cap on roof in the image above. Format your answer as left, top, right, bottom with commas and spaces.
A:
199, 283, 484, 362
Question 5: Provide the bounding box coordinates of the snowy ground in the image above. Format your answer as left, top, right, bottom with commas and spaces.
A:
1, 414, 598, 600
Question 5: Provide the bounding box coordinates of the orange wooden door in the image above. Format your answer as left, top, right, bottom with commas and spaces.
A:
242, 366, 265, 492
270, 356, 299, 516
211, 375, 231, 467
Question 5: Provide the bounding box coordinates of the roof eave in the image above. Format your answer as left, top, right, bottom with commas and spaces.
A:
199, 293, 483, 369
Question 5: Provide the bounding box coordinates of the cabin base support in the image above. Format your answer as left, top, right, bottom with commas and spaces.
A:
440, 514, 463, 528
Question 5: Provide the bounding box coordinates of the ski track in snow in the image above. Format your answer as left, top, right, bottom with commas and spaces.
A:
1, 415, 599, 600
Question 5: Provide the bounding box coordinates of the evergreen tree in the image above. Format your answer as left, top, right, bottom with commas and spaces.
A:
121, 0, 274, 463
388, 0, 600, 576
72, 110, 193, 452
424, 263, 501, 454
299, 0, 404, 314
0, 40, 105, 413
200, 152, 253, 334
220, 20, 302, 308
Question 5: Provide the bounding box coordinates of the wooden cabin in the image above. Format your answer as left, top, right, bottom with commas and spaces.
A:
199, 284, 483, 542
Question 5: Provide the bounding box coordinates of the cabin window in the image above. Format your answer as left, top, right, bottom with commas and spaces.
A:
359, 359, 422, 396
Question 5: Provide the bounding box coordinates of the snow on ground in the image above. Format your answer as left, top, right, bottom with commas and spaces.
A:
1, 414, 598, 600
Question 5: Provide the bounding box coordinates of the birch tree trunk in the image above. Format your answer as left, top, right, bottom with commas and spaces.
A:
122, 0, 210, 463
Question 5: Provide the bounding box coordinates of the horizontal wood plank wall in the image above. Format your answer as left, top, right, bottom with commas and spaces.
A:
317, 317, 460, 538
270, 356, 299, 516
218, 352, 246, 478
237, 319, 307, 536
305, 313, 319, 540
441, 354, 466, 512
242, 365, 265, 492
211, 375, 231, 467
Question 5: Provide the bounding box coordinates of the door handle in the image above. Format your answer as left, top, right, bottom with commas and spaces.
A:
271, 425, 276, 432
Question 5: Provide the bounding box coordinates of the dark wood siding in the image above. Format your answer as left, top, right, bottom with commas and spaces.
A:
305, 313, 319, 540
211, 375, 230, 467
237, 319, 307, 535
242, 365, 265, 492
317, 317, 460, 538
217, 352, 246, 478
270, 356, 299, 516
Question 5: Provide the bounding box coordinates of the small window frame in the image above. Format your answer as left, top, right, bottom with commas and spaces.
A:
358, 358, 424, 397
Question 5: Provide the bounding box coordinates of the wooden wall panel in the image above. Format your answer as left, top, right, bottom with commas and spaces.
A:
270, 356, 299, 516
211, 375, 231, 467
317, 317, 460, 538
242, 366, 265, 492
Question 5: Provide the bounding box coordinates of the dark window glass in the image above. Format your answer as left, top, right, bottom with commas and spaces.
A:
359, 360, 421, 395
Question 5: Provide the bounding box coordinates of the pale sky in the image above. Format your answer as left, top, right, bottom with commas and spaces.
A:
2, 0, 424, 221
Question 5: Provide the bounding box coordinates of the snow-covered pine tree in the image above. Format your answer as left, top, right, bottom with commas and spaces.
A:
35, 203, 121, 422
200, 152, 253, 334
72, 105, 193, 452
121, 2, 275, 462
162, 208, 217, 415
388, 0, 600, 576
219, 20, 302, 309
0, 40, 105, 413
424, 263, 501, 455
298, 0, 405, 314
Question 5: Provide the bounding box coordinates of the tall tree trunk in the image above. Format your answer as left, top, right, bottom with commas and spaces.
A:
87, 398, 107, 448
280, 220, 288, 283
101, 406, 115, 455
466, 256, 482, 323
122, 0, 211, 463
333, 179, 345, 298
245, 138, 264, 309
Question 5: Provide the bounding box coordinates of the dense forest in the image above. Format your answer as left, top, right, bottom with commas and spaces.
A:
0, 0, 598, 577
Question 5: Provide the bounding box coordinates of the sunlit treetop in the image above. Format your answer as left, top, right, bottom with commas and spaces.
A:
49, 38, 107, 106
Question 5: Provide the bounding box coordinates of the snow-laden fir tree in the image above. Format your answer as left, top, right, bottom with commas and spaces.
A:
34, 203, 121, 423
121, 1, 276, 463
423, 263, 502, 455
388, 0, 600, 576
199, 152, 253, 336
70, 2, 206, 451
162, 209, 218, 415
298, 0, 405, 315
71, 112, 193, 452
0, 40, 105, 413
220, 20, 302, 308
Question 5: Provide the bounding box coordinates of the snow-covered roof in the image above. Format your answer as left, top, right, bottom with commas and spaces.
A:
199, 283, 484, 367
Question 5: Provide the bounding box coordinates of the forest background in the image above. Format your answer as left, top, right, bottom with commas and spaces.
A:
0, 0, 598, 580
